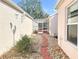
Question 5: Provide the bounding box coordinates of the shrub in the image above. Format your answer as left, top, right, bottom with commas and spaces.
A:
15, 35, 32, 54
33, 30, 38, 34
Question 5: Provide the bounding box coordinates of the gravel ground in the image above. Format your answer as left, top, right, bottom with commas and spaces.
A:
0, 34, 43, 59
0, 34, 70, 59
48, 36, 70, 59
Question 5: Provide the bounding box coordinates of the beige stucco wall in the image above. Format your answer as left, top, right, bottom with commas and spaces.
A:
48, 14, 58, 36
0, 2, 33, 55
57, 0, 78, 59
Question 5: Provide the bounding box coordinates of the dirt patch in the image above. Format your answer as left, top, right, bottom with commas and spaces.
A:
0, 34, 43, 59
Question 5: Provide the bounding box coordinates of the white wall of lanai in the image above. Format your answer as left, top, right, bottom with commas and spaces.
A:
0, 0, 33, 55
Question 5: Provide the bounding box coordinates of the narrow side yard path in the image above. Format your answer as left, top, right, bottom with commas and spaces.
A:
0, 33, 69, 59
40, 33, 52, 59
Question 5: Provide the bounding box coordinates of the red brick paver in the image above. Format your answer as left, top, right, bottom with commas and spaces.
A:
40, 33, 52, 59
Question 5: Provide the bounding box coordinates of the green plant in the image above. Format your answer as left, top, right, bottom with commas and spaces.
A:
15, 35, 32, 54
33, 30, 38, 34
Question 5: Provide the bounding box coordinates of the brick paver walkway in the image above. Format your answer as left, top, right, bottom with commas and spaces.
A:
40, 33, 52, 59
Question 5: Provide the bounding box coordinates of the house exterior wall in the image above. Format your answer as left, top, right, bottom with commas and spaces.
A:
33, 19, 49, 32
32, 21, 38, 31
57, 0, 78, 59
0, 2, 33, 55
49, 14, 58, 36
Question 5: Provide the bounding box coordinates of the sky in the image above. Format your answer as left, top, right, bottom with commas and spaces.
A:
40, 0, 57, 15
12, 0, 57, 15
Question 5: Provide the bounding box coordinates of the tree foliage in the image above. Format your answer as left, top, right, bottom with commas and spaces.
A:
18, 0, 49, 19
